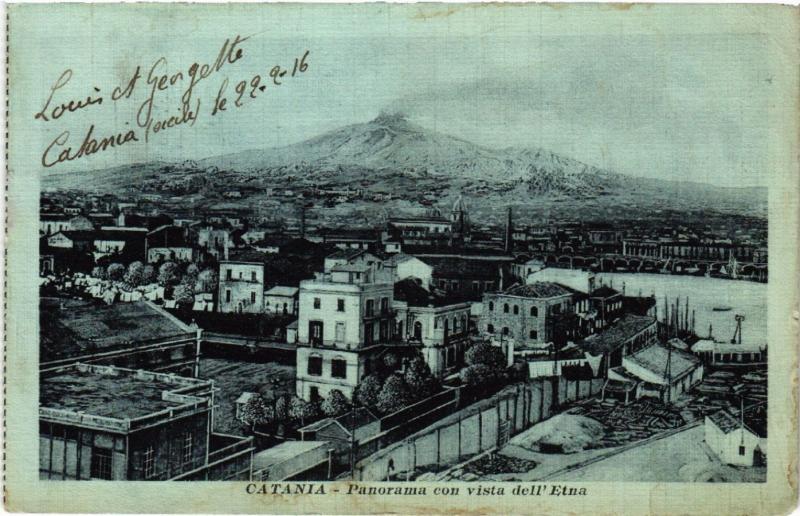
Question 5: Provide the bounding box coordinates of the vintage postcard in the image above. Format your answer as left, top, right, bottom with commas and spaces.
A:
4, 3, 799, 514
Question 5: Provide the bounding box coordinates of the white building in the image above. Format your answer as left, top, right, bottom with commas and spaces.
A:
295, 266, 395, 402
383, 253, 433, 288
218, 259, 266, 313
264, 286, 299, 315
705, 409, 767, 467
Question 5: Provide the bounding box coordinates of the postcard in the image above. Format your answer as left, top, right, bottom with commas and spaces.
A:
4, 3, 799, 514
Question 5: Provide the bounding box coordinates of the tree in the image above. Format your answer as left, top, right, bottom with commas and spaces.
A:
403, 356, 438, 400
142, 265, 156, 285
240, 395, 273, 429
376, 375, 411, 414
173, 281, 195, 306
289, 396, 318, 426
459, 363, 495, 387
383, 352, 399, 371
274, 394, 290, 421
355, 374, 383, 408
462, 342, 507, 388
124, 261, 145, 287
195, 268, 218, 293
185, 263, 199, 282
107, 263, 125, 282
91, 266, 106, 279
157, 261, 180, 287
465, 342, 507, 370
321, 389, 350, 417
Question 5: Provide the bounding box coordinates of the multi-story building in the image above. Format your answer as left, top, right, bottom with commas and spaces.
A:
480, 282, 576, 349
39, 363, 253, 481
392, 278, 472, 377
218, 256, 266, 313
295, 265, 395, 402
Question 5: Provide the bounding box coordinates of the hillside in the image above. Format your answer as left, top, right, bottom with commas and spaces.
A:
42, 113, 767, 221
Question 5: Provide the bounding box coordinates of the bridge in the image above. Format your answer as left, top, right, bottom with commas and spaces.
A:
528, 253, 767, 282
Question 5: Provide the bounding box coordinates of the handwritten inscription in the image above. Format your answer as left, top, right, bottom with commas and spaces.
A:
35, 35, 310, 168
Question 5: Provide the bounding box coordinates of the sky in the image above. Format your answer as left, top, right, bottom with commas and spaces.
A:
10, 4, 783, 188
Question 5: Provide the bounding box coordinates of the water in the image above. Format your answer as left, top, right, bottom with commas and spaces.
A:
594, 272, 767, 346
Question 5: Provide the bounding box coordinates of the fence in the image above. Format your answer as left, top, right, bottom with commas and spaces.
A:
354, 376, 604, 480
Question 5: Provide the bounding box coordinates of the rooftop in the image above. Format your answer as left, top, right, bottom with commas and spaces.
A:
393, 278, 470, 307
707, 407, 767, 438
502, 282, 575, 299
625, 343, 701, 380
579, 314, 657, 355
252, 441, 330, 471
265, 286, 299, 297
40, 298, 191, 363
40, 363, 211, 423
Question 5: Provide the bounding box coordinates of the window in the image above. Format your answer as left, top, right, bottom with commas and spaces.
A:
380, 297, 389, 314
365, 322, 375, 344
739, 445, 746, 456
225, 290, 231, 303
366, 299, 375, 317
513, 305, 519, 315
307, 355, 322, 376
143, 446, 156, 479
337, 299, 345, 312
502, 327, 509, 336
250, 291, 256, 304
331, 358, 347, 379
487, 324, 495, 333
251, 270, 257, 282
309, 387, 320, 402
504, 303, 509, 313
90, 447, 113, 480
529, 330, 538, 340
226, 269, 232, 280
488, 302, 494, 311
531, 306, 538, 317
182, 432, 193, 464
313, 297, 321, 309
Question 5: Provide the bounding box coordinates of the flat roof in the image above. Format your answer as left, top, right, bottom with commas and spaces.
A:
579, 314, 656, 355
40, 364, 211, 424
40, 298, 190, 363
252, 441, 330, 470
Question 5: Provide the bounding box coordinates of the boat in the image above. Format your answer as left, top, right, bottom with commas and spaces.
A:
712, 306, 732, 312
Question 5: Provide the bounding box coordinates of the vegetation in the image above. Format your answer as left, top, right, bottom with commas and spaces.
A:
460, 342, 508, 388
320, 389, 350, 417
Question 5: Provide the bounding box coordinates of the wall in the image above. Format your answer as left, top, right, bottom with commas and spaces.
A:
354, 377, 603, 480
296, 347, 364, 400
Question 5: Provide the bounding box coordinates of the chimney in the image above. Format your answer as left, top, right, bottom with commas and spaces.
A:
504, 207, 513, 253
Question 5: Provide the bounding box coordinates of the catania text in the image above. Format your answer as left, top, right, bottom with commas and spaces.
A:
245, 483, 587, 497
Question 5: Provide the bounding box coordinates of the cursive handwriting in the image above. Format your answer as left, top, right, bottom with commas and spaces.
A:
41, 125, 139, 168
36, 35, 312, 169
34, 69, 103, 122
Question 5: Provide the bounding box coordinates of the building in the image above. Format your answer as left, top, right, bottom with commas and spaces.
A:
218, 254, 266, 313
383, 253, 433, 288
40, 213, 72, 236
691, 339, 767, 366
613, 343, 704, 403
578, 314, 658, 377
251, 441, 333, 481
388, 207, 453, 240
264, 286, 299, 315
392, 278, 472, 377
323, 249, 382, 275
480, 282, 576, 349
705, 407, 767, 467
146, 225, 196, 263
47, 230, 96, 252
39, 363, 253, 481
295, 266, 396, 401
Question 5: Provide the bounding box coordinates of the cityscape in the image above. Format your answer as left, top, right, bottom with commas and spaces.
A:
39, 114, 768, 484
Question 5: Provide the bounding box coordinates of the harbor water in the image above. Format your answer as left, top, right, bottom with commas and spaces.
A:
595, 272, 767, 346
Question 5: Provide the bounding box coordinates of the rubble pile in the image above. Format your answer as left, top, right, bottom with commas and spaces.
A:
421, 453, 537, 481
564, 398, 684, 447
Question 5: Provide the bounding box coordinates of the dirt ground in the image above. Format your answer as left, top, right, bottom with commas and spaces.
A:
197, 358, 296, 435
